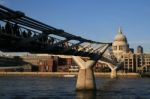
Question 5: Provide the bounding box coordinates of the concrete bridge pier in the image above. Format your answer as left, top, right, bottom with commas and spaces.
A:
98, 60, 118, 79
111, 69, 117, 79
72, 56, 98, 91
110, 62, 123, 79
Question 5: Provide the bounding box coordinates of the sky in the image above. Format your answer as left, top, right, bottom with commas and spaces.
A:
0, 0, 150, 53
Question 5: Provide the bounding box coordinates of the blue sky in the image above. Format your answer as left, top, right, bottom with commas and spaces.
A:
1, 0, 150, 53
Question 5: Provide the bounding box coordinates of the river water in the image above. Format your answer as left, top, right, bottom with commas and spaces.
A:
0, 76, 150, 99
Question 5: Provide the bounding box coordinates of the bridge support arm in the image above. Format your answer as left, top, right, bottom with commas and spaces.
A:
99, 60, 117, 78
98, 59, 124, 78
72, 56, 97, 91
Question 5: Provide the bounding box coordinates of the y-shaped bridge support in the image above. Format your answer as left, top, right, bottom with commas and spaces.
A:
72, 56, 98, 91
99, 60, 123, 78
72, 43, 111, 91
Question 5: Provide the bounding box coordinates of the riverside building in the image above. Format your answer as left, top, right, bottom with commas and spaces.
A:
111, 27, 150, 73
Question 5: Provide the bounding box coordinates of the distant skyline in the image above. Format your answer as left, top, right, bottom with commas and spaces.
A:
1, 0, 150, 53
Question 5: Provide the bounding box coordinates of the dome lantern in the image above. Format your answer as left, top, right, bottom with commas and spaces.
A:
114, 27, 127, 42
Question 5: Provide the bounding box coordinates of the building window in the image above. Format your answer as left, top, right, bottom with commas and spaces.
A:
113, 46, 117, 50
129, 59, 132, 62
119, 45, 123, 50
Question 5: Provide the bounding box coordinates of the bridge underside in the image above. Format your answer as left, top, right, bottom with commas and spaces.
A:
0, 32, 105, 58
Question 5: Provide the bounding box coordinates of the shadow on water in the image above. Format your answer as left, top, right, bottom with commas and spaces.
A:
98, 78, 118, 91
96, 78, 149, 99
75, 79, 118, 99
0, 77, 150, 99
76, 91, 96, 99
0, 56, 30, 66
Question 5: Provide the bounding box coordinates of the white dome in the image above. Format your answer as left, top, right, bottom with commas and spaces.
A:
114, 28, 127, 42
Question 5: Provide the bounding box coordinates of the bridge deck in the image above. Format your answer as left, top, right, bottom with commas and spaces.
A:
0, 5, 111, 58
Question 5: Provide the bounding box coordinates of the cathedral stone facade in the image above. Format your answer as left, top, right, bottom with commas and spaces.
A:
112, 27, 129, 61
111, 27, 150, 73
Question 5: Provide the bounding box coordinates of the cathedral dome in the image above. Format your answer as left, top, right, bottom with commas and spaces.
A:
112, 27, 129, 60
114, 28, 127, 42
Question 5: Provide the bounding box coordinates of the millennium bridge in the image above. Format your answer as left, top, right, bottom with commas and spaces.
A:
0, 5, 122, 91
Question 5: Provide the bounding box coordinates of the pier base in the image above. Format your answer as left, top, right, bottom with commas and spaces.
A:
76, 90, 96, 99
72, 56, 98, 91
76, 68, 96, 91
111, 69, 117, 79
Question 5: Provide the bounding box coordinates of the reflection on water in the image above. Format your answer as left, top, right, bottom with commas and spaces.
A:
0, 76, 150, 99
76, 91, 96, 99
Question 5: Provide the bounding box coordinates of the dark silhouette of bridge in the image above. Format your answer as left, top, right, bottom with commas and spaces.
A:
0, 5, 111, 56
0, 5, 117, 91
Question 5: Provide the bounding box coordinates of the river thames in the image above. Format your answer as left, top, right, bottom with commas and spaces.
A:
0, 76, 150, 99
